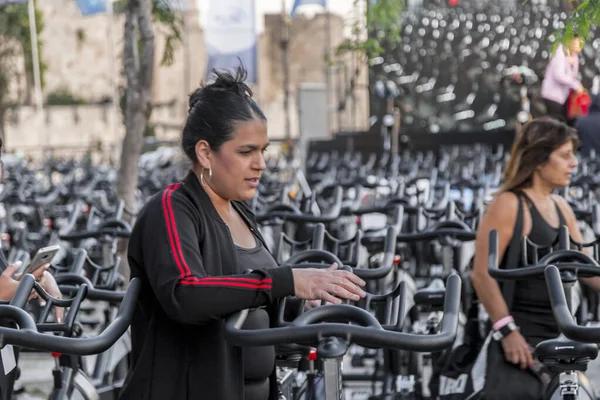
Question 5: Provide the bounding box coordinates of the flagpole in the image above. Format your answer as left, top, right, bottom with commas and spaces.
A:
28, 0, 42, 112
183, 0, 190, 94
281, 0, 291, 147
28, 0, 45, 149
324, 0, 331, 135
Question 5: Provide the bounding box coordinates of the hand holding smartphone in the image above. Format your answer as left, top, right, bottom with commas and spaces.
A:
17, 245, 60, 280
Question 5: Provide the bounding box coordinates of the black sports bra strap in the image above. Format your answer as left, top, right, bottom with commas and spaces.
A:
551, 198, 566, 226
516, 190, 535, 210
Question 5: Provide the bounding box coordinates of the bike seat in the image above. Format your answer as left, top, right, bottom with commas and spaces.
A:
535, 334, 598, 372
414, 278, 445, 309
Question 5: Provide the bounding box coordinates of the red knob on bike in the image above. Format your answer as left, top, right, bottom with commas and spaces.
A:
308, 348, 317, 361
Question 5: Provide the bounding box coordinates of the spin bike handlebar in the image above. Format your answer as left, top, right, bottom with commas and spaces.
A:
545, 265, 600, 343
224, 274, 462, 352
55, 274, 130, 303
0, 275, 140, 355
255, 187, 343, 224
487, 230, 600, 280
361, 220, 475, 247
59, 219, 132, 241
281, 228, 397, 280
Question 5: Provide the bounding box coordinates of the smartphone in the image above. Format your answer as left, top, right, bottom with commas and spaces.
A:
20, 245, 60, 277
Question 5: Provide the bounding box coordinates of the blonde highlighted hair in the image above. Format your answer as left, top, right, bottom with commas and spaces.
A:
499, 117, 579, 194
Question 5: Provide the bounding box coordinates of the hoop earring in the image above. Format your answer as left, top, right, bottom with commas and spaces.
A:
200, 168, 206, 187
200, 167, 212, 187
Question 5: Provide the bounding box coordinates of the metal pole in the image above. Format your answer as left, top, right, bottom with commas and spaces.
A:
28, 0, 42, 112
324, 0, 331, 136
28, 0, 45, 149
337, 62, 344, 132
281, 0, 291, 145
183, 0, 191, 94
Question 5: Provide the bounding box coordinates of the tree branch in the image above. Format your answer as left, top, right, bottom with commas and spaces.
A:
138, 0, 155, 116
123, 0, 140, 93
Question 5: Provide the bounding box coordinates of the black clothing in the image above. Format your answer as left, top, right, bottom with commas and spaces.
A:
0, 249, 18, 400
119, 171, 296, 400
0, 250, 7, 273
505, 191, 566, 346
237, 239, 279, 400
575, 95, 600, 157
544, 98, 568, 123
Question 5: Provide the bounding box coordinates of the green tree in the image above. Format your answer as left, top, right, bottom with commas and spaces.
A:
553, 0, 600, 50
114, 0, 183, 67
152, 0, 183, 67
336, 0, 404, 61
115, 0, 183, 279
0, 2, 46, 143
333, 0, 404, 123
116, 0, 182, 211
117, 0, 155, 214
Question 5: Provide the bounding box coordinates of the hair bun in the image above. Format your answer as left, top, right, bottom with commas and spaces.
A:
188, 65, 253, 114
208, 64, 254, 98
188, 91, 203, 113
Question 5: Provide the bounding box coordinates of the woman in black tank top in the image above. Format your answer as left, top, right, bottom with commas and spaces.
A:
511, 191, 566, 345
471, 118, 600, 400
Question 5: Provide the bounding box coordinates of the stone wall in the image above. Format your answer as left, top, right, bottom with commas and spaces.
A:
4, 2, 369, 157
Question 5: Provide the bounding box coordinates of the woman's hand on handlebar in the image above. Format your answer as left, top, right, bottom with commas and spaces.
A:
292, 263, 367, 305
501, 330, 534, 370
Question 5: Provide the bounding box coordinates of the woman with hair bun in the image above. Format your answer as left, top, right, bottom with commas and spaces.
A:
119, 64, 366, 400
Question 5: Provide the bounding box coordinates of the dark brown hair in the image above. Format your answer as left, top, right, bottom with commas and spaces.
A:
182, 64, 266, 163
500, 117, 579, 193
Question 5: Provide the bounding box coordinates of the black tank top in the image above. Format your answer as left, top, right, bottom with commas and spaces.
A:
236, 237, 279, 400
511, 191, 566, 346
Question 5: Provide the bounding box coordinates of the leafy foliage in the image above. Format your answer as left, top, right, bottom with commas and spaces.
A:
552, 0, 600, 52
46, 87, 85, 106
114, 0, 183, 67
152, 0, 183, 67
336, 0, 404, 60
0, 2, 47, 107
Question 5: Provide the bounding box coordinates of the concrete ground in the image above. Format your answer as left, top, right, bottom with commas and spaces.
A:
14, 349, 600, 399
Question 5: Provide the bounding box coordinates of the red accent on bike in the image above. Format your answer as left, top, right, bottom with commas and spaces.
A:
308, 348, 317, 361
393, 255, 401, 265
51, 352, 61, 358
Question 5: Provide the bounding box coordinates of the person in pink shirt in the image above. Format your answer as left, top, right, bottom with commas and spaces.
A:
541, 37, 585, 124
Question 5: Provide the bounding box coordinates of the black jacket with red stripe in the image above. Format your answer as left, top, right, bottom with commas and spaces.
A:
118, 171, 295, 400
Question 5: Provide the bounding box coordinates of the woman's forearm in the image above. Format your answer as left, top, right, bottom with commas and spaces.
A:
472, 272, 510, 323
580, 277, 600, 292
